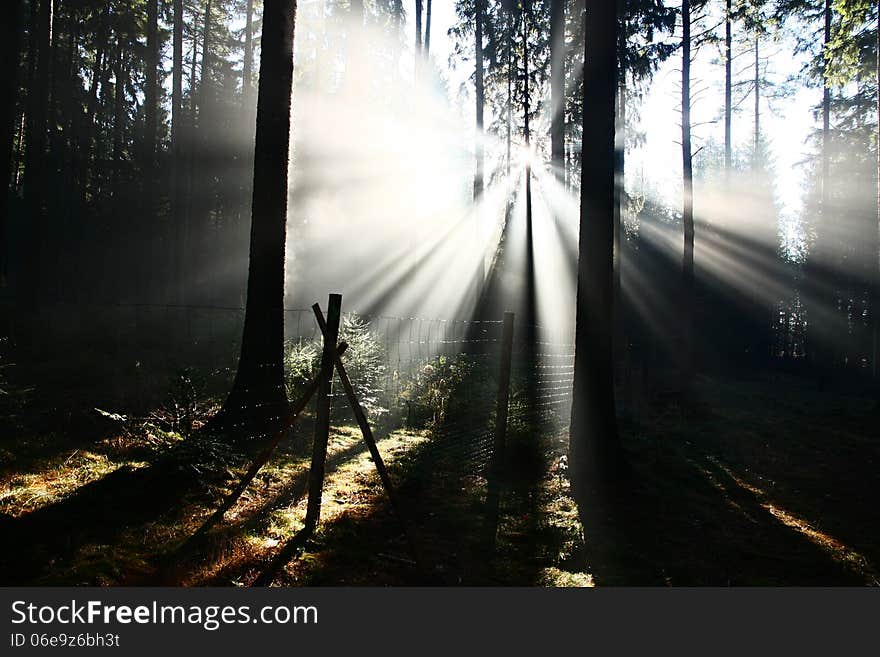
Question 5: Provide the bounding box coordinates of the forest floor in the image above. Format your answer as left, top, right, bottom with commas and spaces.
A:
0, 369, 877, 586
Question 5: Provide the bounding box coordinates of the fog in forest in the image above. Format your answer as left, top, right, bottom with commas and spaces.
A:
1, 0, 877, 588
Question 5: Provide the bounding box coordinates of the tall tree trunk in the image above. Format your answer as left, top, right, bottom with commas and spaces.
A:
681, 0, 695, 383
24, 0, 54, 305
425, 0, 432, 55
173, 0, 186, 304
144, 0, 159, 300
86, 3, 109, 203
506, 4, 513, 181
570, 0, 620, 494
522, 0, 538, 409
112, 34, 125, 194
219, 0, 298, 429
201, 0, 213, 110
243, 0, 255, 103
812, 0, 832, 375
60, 21, 81, 302
185, 12, 198, 275
522, 2, 530, 151
474, 0, 485, 198
753, 34, 759, 165
240, 0, 257, 265
196, 0, 213, 304
822, 0, 831, 216
145, 0, 158, 173
112, 31, 127, 303
874, 1, 879, 382
471, 0, 486, 314
522, 5, 532, 236
724, 0, 732, 177
550, 0, 564, 182
1, 0, 24, 289
415, 0, 422, 55
614, 79, 626, 322
14, 114, 25, 192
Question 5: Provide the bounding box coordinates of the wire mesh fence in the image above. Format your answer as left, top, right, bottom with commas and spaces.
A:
4, 298, 575, 476
1, 297, 580, 581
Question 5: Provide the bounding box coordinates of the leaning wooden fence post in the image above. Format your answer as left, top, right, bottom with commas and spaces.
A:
483, 311, 514, 551
303, 293, 342, 533
312, 305, 427, 574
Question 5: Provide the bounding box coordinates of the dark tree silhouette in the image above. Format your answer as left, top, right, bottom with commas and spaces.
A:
143, 0, 159, 298
218, 0, 299, 431
23, 0, 53, 306
474, 0, 485, 198
681, 0, 695, 385
425, 0, 432, 54
549, 0, 564, 182
1, 0, 23, 289
725, 0, 733, 176
569, 0, 621, 492
172, 0, 186, 305
416, 0, 423, 54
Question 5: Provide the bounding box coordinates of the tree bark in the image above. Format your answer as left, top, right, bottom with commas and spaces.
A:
219, 0, 298, 429
753, 34, 759, 164
811, 0, 832, 374
85, 3, 109, 203
724, 0, 732, 176
112, 39, 125, 196
474, 0, 485, 198
1, 0, 23, 288
196, 0, 213, 304
570, 0, 621, 493
173, 0, 186, 304
415, 0, 423, 54
243, 0, 255, 104
425, 0, 432, 55
550, 0, 564, 182
681, 0, 695, 383
822, 0, 831, 215
144, 0, 159, 300
874, 1, 879, 382
145, 0, 158, 178
506, 3, 513, 180
614, 79, 626, 321
201, 0, 213, 106
23, 0, 54, 304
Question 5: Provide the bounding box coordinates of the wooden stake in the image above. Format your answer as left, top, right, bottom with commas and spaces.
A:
303, 293, 342, 532
484, 311, 515, 551
312, 305, 428, 574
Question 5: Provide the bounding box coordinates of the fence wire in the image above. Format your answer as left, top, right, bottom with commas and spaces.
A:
7, 300, 576, 572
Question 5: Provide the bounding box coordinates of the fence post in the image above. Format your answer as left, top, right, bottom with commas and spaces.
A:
493, 311, 515, 465
483, 311, 514, 552
303, 293, 342, 532
312, 304, 427, 574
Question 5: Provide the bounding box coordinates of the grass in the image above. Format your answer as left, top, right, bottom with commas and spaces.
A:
0, 369, 876, 586
583, 371, 880, 585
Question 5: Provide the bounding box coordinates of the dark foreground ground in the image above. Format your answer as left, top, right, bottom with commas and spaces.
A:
0, 368, 877, 586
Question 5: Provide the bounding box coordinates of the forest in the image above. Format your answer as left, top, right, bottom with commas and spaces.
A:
0, 0, 877, 587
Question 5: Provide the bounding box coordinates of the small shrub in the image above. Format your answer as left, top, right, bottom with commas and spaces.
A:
284, 338, 320, 399
282, 315, 389, 422
170, 367, 206, 438
338, 314, 387, 421
397, 354, 478, 428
